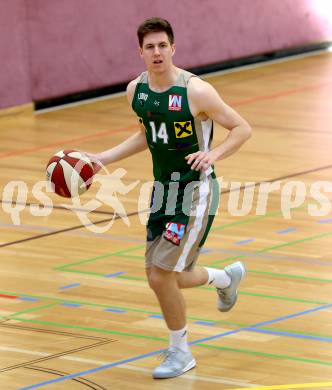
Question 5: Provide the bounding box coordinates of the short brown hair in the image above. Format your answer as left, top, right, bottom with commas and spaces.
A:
137, 17, 174, 47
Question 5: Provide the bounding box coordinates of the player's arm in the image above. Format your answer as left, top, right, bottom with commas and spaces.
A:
88, 79, 148, 171
186, 77, 251, 171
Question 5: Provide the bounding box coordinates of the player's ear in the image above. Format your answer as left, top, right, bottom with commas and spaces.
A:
139, 46, 143, 58
171, 43, 176, 57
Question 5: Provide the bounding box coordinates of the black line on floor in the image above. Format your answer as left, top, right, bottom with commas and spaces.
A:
2, 163, 332, 247
0, 199, 114, 216
24, 366, 107, 390
0, 210, 140, 248
0, 322, 112, 342
221, 163, 332, 194
251, 123, 332, 135
0, 339, 112, 373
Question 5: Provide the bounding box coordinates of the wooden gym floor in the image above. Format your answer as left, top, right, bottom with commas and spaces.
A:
0, 51, 331, 389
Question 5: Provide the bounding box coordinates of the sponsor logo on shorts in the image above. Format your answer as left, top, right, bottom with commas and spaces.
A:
164, 222, 186, 246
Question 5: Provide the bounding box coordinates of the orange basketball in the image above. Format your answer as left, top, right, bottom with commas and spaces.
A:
46, 150, 94, 198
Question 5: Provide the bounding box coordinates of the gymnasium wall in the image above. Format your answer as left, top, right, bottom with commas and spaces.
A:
0, 1, 31, 109
1, 0, 332, 110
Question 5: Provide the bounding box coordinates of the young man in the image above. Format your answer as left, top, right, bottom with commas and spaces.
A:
90, 17, 251, 379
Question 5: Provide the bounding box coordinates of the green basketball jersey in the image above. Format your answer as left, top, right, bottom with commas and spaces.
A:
132, 70, 214, 184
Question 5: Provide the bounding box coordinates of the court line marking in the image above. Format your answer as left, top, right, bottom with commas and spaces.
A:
0, 340, 113, 375
3, 304, 332, 342
18, 303, 332, 389
318, 218, 332, 224
235, 238, 255, 245
3, 292, 332, 343
230, 382, 332, 390
9, 317, 167, 342
61, 303, 81, 308
59, 283, 81, 290
197, 344, 332, 367
277, 227, 297, 234
211, 231, 332, 265
245, 328, 332, 343
55, 267, 331, 304
26, 365, 107, 390
0, 210, 140, 248
1, 163, 330, 249
2, 220, 330, 267
0, 124, 137, 160
5, 303, 58, 318
60, 258, 332, 284
245, 270, 332, 283
0, 200, 115, 216
0, 347, 259, 387
0, 62, 331, 169
24, 304, 329, 345
0, 321, 111, 342
0, 294, 17, 299
55, 243, 332, 284
0, 289, 246, 327
230, 80, 332, 107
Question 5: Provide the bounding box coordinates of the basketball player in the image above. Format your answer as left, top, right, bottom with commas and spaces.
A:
89, 17, 251, 379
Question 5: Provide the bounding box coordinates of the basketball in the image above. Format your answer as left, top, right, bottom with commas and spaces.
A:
46, 149, 94, 198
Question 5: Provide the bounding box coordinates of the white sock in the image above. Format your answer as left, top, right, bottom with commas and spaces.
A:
204, 267, 231, 289
169, 325, 189, 352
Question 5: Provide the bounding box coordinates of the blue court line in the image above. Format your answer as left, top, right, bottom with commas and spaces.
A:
59, 283, 81, 290
276, 227, 297, 234
17, 297, 39, 302
19, 348, 166, 390
194, 321, 216, 327
60, 303, 81, 308
190, 304, 332, 346
212, 247, 332, 267
104, 272, 126, 278
19, 303, 332, 389
149, 314, 164, 319
235, 238, 255, 245
104, 308, 126, 313
247, 328, 332, 342
318, 218, 332, 224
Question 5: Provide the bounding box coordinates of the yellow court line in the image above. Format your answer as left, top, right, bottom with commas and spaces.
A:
230, 382, 332, 390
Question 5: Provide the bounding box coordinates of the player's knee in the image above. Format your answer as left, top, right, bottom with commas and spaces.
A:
147, 267, 171, 292
147, 270, 162, 291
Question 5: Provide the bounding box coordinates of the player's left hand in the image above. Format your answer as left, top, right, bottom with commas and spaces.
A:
84, 152, 104, 174
185, 151, 217, 171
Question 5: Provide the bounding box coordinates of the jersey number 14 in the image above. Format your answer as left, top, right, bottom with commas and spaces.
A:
150, 122, 169, 144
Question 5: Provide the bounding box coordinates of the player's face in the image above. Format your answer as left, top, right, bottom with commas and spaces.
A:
140, 32, 175, 73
